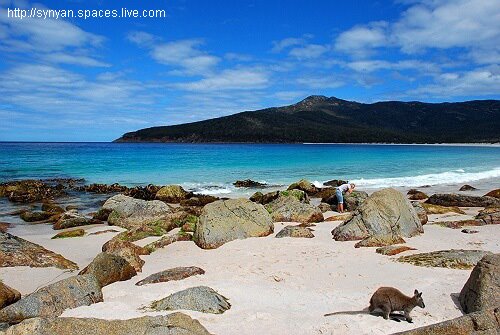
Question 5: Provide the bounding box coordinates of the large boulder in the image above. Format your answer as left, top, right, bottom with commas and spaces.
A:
102, 194, 173, 230
392, 308, 499, 335
287, 179, 318, 195
0, 312, 211, 335
426, 193, 500, 208
124, 184, 161, 200
398, 250, 491, 270
323, 179, 347, 187
233, 179, 266, 188
459, 184, 477, 191
331, 188, 423, 241
249, 190, 280, 205
354, 234, 406, 248
136, 267, 205, 286
0, 275, 102, 324
0, 282, 21, 309
459, 254, 500, 313
79, 252, 137, 287
0, 232, 78, 270
194, 198, 273, 249
155, 185, 190, 203
150, 286, 230, 314
144, 233, 192, 253
266, 191, 322, 224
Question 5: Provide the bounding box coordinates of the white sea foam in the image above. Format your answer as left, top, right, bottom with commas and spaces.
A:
351, 167, 500, 188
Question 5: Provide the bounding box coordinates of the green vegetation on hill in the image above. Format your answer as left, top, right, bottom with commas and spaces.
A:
115, 96, 500, 143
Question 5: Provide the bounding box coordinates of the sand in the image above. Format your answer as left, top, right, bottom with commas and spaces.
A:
1, 200, 499, 334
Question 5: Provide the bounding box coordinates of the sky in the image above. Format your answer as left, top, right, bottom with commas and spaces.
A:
0, 0, 499, 141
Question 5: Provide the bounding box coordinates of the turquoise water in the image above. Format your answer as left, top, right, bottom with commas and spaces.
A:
0, 142, 499, 195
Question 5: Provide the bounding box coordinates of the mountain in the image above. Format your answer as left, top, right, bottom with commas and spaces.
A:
114, 96, 500, 143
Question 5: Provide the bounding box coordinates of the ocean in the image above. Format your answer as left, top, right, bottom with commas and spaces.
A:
1, 142, 499, 197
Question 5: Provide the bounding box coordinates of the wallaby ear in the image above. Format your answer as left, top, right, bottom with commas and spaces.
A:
414, 289, 419, 295
418, 292, 423, 297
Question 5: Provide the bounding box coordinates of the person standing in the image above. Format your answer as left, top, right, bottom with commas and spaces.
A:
336, 182, 355, 213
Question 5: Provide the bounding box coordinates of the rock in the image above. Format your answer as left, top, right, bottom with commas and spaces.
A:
0, 180, 65, 203
324, 213, 353, 222
102, 238, 148, 272
79, 252, 136, 287
459, 254, 500, 313
0, 282, 21, 309
411, 202, 428, 225
249, 190, 280, 205
144, 233, 192, 253
332, 188, 423, 241
79, 183, 128, 194
150, 286, 230, 314
275, 225, 314, 238
426, 193, 500, 208
287, 179, 318, 195
322, 190, 369, 211
103, 194, 172, 230
180, 195, 219, 207
92, 208, 112, 221
354, 234, 406, 248
19, 211, 53, 223
459, 184, 477, 191
318, 202, 332, 212
476, 207, 500, 225
0, 222, 10, 233
484, 189, 500, 198
155, 185, 190, 203
421, 203, 465, 215
266, 191, 322, 224
434, 219, 485, 229
0, 275, 102, 324
136, 267, 205, 286
376, 245, 416, 256
398, 249, 492, 269
233, 179, 267, 188
461, 229, 479, 234
53, 211, 96, 230
0, 232, 78, 270
194, 198, 273, 249
392, 308, 500, 335
0, 312, 210, 335
124, 184, 162, 200
51, 229, 85, 239
323, 179, 347, 187
0, 312, 211, 335
88, 229, 120, 236
40, 202, 65, 214
407, 189, 428, 200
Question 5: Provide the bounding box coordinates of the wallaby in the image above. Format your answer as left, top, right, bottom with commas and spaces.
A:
324, 287, 425, 323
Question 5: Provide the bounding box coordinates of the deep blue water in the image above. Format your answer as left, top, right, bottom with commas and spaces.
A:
0, 142, 499, 195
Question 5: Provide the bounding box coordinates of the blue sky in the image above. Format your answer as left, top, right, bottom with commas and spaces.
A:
1, 0, 499, 141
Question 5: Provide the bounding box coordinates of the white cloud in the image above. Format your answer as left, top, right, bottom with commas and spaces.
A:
346, 59, 441, 73
407, 67, 500, 97
296, 76, 344, 89
175, 68, 269, 91
289, 44, 329, 59
43, 53, 110, 67
335, 0, 500, 63
334, 23, 388, 57
129, 36, 220, 76
271, 37, 306, 53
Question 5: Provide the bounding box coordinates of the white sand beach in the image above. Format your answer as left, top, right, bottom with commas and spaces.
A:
1, 195, 498, 335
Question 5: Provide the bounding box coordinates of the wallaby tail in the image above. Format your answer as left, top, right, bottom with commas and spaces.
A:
324, 307, 370, 317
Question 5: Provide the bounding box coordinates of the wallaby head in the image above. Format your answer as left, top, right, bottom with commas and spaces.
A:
413, 289, 425, 309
